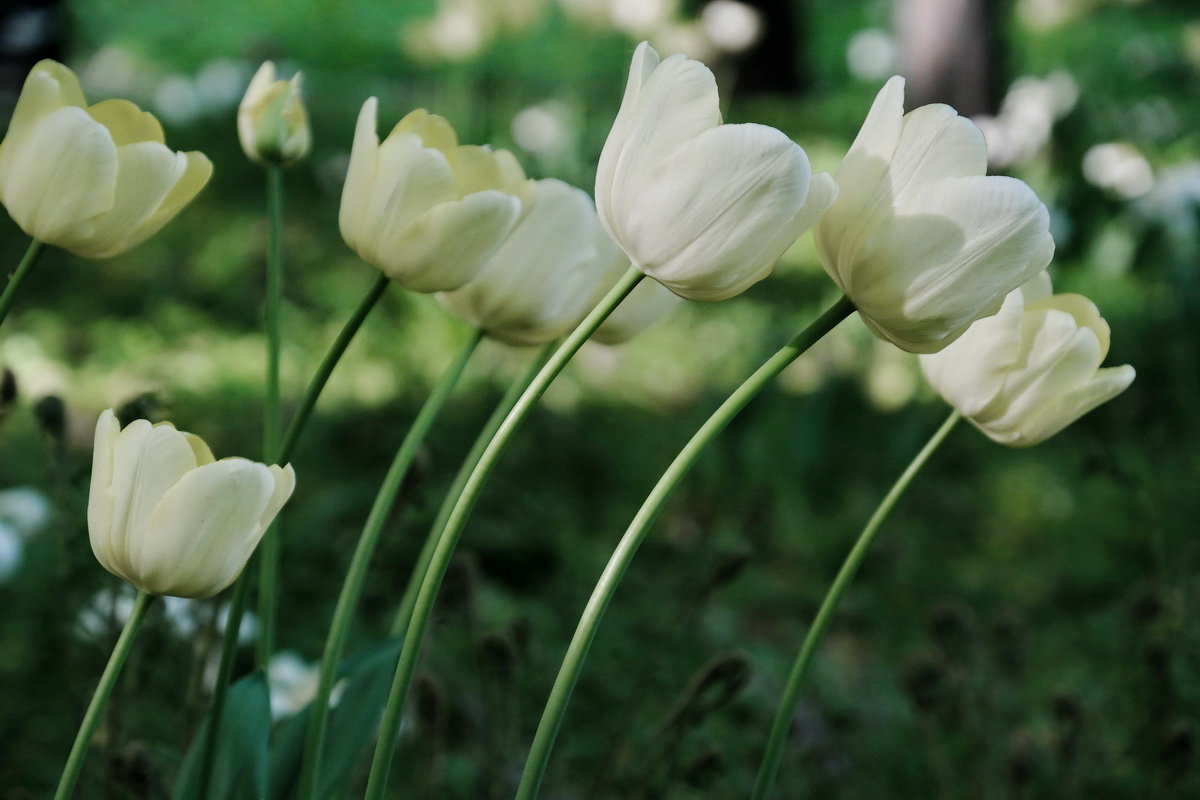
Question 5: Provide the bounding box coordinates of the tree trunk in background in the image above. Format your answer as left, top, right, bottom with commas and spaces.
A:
897, 0, 1003, 115
736, 0, 809, 96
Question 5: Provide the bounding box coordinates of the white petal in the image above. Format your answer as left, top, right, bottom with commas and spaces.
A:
596, 41, 662, 230
138, 459, 278, 598
622, 123, 811, 301
889, 104, 987, 203
0, 106, 117, 244
604, 52, 721, 247
87, 410, 122, 579
339, 98, 382, 246
389, 191, 522, 292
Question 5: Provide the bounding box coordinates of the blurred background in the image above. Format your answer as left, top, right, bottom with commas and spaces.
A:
0, 0, 1197, 797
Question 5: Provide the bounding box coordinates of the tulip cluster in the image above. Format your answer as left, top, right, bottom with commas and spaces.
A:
0, 38, 1139, 800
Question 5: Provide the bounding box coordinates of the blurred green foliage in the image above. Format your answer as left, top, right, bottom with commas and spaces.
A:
1, 0, 1197, 797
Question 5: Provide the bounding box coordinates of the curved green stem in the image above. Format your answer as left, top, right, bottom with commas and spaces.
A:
259, 165, 285, 666
297, 327, 484, 800
53, 590, 153, 800
0, 239, 46, 329
362, 266, 645, 800
514, 295, 856, 800
390, 341, 557, 639
277, 272, 391, 465
750, 409, 962, 800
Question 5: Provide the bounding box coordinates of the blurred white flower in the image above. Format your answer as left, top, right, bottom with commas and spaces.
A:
153, 74, 204, 125
268, 651, 320, 720
610, 0, 676, 36
974, 72, 1077, 169
700, 1, 763, 54
511, 104, 569, 154
0, 486, 51, 535
195, 58, 251, 112
846, 28, 898, 82
1082, 142, 1154, 199
0, 522, 23, 582
1135, 161, 1200, 236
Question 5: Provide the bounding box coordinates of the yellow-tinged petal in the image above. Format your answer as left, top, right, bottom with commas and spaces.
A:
86, 98, 166, 145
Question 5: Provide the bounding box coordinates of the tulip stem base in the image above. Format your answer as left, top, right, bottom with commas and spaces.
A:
362, 266, 646, 800
297, 326, 485, 800
259, 165, 285, 667
750, 409, 962, 800
513, 294, 856, 800
389, 340, 557, 638
0, 238, 46, 329
54, 590, 153, 800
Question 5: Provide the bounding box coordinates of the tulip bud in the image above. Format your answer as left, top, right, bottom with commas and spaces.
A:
0, 60, 213, 259
87, 409, 295, 598
918, 273, 1135, 447
238, 61, 311, 166
816, 76, 1055, 354
340, 100, 531, 293
595, 42, 836, 302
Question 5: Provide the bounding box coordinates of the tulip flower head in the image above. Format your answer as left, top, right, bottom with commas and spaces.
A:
87, 410, 296, 598
0, 60, 213, 259
596, 42, 836, 302
919, 273, 1135, 446
340, 100, 531, 293
816, 76, 1054, 354
238, 61, 311, 166
441, 178, 680, 346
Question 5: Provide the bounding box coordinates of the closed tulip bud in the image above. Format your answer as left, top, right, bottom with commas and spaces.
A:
596, 42, 836, 302
816, 76, 1054, 354
87, 409, 296, 598
0, 60, 212, 259
340, 100, 531, 293
238, 61, 311, 166
918, 273, 1135, 447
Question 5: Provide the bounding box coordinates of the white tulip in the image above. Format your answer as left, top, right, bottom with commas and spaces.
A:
0, 60, 213, 258
816, 76, 1055, 354
238, 61, 311, 166
87, 410, 296, 599
596, 42, 836, 302
340, 100, 531, 293
919, 273, 1135, 446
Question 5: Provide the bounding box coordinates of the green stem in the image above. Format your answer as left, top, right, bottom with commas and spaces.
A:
750, 409, 962, 800
195, 574, 251, 800
297, 327, 485, 800
390, 341, 557, 639
194, 272, 389, 797
363, 266, 646, 800
0, 239, 46, 329
276, 273, 390, 465
258, 166, 285, 666
513, 295, 856, 800
53, 590, 153, 800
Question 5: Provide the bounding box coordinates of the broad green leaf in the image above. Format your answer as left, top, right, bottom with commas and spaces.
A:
173, 668, 271, 800
268, 635, 404, 799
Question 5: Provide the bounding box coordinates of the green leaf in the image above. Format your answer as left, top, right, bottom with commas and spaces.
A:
173, 668, 272, 800
268, 635, 404, 799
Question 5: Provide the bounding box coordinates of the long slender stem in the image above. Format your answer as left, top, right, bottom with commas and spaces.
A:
390, 341, 557, 639
194, 271, 389, 797
53, 590, 153, 800
195, 574, 251, 800
297, 327, 485, 800
513, 295, 856, 800
750, 410, 962, 800
258, 166, 285, 666
277, 273, 391, 464
362, 266, 646, 800
0, 239, 46, 329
